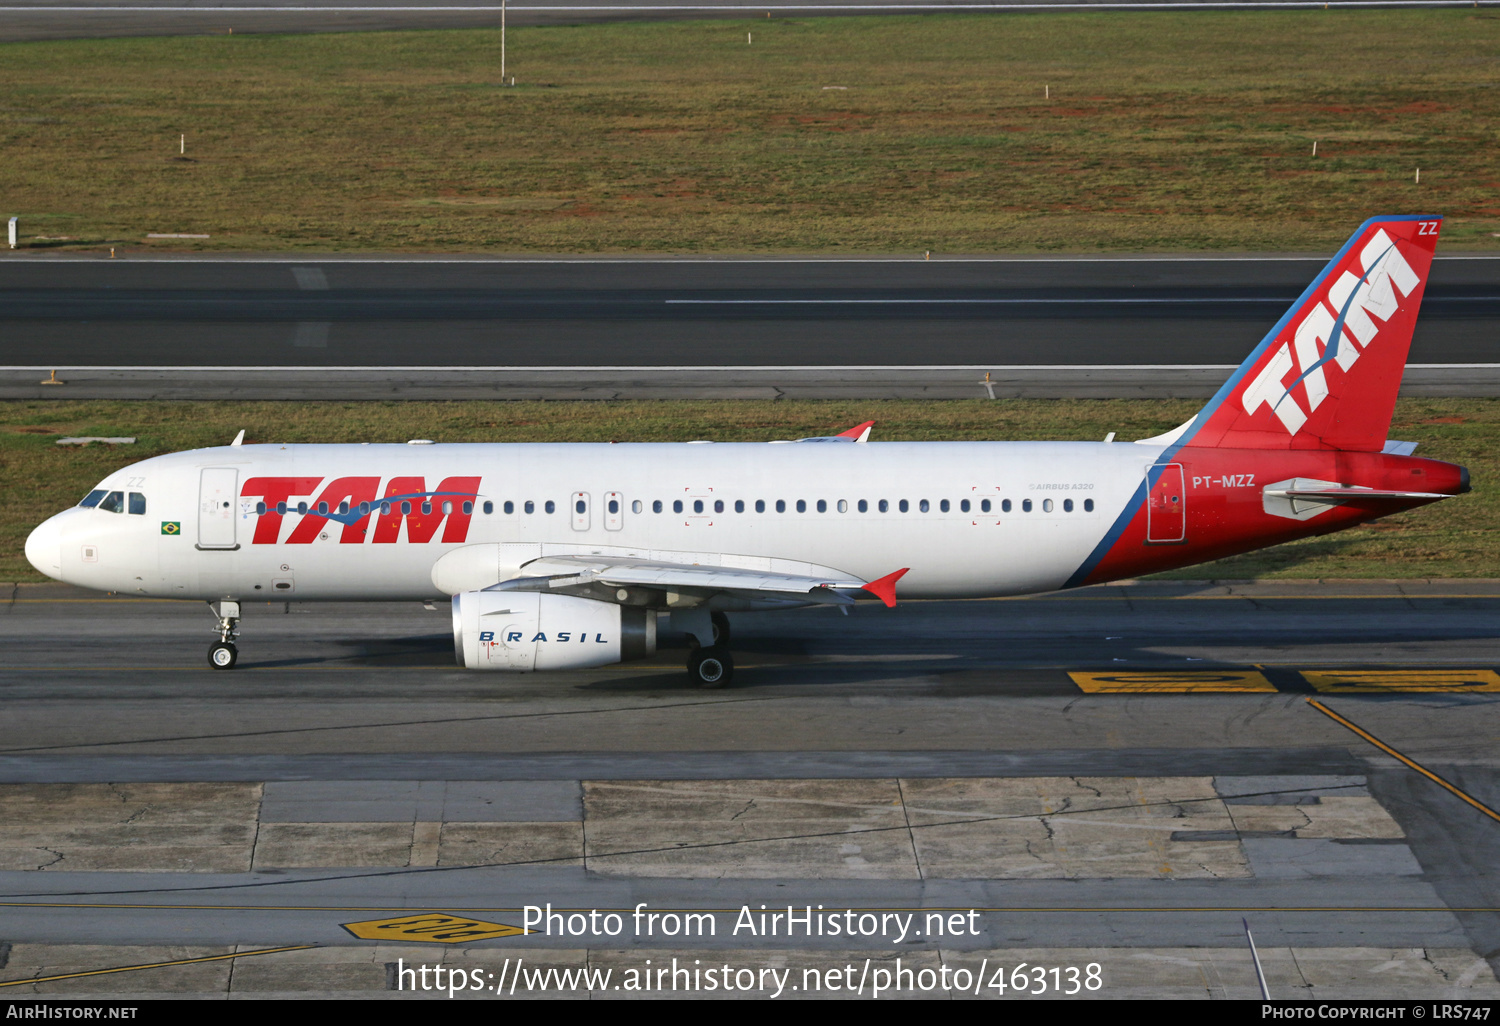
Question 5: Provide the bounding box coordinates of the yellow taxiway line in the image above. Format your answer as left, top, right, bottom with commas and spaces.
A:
0, 944, 315, 988
1306, 698, 1500, 824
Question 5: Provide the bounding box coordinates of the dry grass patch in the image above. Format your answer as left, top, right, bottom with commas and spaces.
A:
2, 11, 1499, 253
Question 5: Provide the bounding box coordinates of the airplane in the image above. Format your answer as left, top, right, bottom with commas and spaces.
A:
24, 215, 1470, 686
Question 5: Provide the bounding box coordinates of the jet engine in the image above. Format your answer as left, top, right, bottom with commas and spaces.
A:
452, 590, 656, 671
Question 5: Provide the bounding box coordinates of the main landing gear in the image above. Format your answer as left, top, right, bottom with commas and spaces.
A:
683, 610, 734, 687
208, 599, 240, 670
688, 645, 733, 688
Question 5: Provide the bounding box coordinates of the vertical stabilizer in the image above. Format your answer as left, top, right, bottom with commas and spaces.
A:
1175, 216, 1440, 452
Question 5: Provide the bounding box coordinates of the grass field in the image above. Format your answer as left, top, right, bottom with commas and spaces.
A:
2, 397, 1493, 583
2, 11, 1499, 253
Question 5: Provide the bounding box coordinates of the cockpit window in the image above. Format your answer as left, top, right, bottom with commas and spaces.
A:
128, 492, 146, 515
97, 491, 125, 513
79, 489, 106, 508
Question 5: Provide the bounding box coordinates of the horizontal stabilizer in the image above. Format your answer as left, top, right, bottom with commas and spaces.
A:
1261, 475, 1451, 521
1265, 487, 1451, 502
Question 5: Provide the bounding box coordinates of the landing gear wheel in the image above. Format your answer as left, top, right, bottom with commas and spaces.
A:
688, 645, 733, 688
208, 641, 238, 670
710, 611, 731, 647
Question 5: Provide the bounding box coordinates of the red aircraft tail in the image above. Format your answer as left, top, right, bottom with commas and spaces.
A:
1173, 216, 1441, 453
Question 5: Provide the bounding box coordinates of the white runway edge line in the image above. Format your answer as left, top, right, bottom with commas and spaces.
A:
5, 363, 1497, 371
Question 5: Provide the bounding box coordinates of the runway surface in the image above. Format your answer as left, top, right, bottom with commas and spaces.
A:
3, 255, 1498, 399
1, 579, 1498, 996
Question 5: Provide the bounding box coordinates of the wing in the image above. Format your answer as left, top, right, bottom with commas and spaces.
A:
489, 553, 908, 608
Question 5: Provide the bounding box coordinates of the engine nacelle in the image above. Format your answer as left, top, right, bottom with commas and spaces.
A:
452, 591, 656, 671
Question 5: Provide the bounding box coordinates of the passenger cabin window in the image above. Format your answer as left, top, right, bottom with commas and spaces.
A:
816, 500, 827, 513
919, 500, 929, 513
576, 499, 587, 514
98, 491, 125, 513
653, 500, 663, 513
360, 502, 372, 516
317, 502, 329, 515
755, 500, 766, 513
939, 499, 949, 513
1084, 498, 1095, 512
1022, 499, 1033, 512
128, 493, 146, 515
608, 498, 619, 514
714, 499, 724, 513
674, 500, 684, 514
981, 499, 991, 513
399, 501, 411, 515
256, 502, 267, 515
483, 501, 494, 515
734, 500, 745, 513
693, 500, 704, 513
1063, 498, 1073, 512
503, 501, 514, 514
796, 500, 807, 513
837, 500, 848, 513
960, 499, 970, 513
858, 500, 868, 513
1043, 498, 1054, 513
879, 500, 888, 512
1002, 499, 1012, 512
899, 500, 909, 513
79, 489, 106, 508
524, 501, 535, 514
544, 500, 556, 514
633, 500, 643, 514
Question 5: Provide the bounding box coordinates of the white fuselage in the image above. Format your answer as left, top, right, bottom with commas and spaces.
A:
28, 440, 1161, 602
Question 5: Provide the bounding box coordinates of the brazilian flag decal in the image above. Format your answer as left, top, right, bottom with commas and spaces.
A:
161, 522, 181, 536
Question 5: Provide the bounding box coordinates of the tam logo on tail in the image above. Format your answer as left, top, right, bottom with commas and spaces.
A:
1186, 216, 1440, 453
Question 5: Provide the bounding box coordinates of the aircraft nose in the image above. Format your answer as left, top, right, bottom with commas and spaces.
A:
25, 515, 63, 580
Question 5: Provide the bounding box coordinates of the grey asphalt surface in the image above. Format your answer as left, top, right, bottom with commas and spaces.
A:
4, 256, 1497, 369
1, 580, 1497, 965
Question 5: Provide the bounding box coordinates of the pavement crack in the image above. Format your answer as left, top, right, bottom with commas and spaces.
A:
1421, 947, 1455, 982
1070, 777, 1102, 799
121, 805, 154, 825
35, 847, 65, 869
728, 799, 757, 822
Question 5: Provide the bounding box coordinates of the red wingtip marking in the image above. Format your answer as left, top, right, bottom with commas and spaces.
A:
835, 420, 875, 443
862, 567, 909, 608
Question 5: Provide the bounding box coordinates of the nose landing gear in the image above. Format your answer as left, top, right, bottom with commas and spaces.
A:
208, 599, 240, 670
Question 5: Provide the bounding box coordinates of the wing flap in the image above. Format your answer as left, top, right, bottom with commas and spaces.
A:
489, 553, 903, 606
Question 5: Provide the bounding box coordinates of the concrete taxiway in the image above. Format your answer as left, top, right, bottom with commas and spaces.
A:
0, 579, 1498, 996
